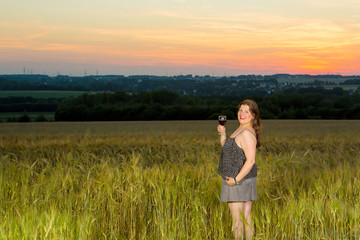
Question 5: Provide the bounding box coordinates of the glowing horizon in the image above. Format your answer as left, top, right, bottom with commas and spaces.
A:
1, 0, 360, 76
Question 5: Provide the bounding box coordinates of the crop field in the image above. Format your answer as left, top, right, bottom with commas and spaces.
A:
0, 120, 359, 239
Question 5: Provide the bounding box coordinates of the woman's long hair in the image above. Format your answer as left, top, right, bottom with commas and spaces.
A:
239, 99, 262, 148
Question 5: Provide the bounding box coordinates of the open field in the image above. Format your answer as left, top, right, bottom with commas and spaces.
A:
0, 120, 359, 239
0, 112, 55, 122
0, 91, 85, 122
0, 90, 85, 99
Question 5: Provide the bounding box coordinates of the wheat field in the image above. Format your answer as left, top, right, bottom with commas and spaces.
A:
0, 120, 359, 239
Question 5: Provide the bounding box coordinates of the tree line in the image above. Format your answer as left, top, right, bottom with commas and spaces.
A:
2, 75, 359, 97
54, 90, 237, 121
54, 89, 360, 121
1, 87, 359, 122
0, 97, 59, 112
0, 75, 276, 96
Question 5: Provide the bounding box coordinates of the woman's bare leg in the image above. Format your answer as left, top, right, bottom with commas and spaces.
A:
228, 202, 245, 240
243, 201, 254, 239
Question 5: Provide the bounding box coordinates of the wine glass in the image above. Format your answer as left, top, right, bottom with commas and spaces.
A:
218, 115, 227, 126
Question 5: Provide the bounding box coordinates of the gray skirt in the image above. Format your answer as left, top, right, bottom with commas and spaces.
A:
220, 177, 257, 202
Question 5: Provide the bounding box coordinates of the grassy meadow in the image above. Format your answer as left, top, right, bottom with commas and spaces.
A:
0, 112, 55, 122
0, 120, 359, 239
0, 90, 86, 122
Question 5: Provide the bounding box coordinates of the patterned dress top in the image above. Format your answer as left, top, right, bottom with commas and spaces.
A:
217, 129, 257, 180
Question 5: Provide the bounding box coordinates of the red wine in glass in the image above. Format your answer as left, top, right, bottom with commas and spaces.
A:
218, 115, 227, 126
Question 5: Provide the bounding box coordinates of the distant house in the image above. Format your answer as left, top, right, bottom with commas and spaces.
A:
260, 82, 267, 88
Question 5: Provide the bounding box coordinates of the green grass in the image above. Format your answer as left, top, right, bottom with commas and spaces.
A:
0, 90, 85, 98
0, 112, 55, 122
0, 120, 359, 239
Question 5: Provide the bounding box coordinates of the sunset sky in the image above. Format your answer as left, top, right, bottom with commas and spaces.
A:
1, 0, 360, 76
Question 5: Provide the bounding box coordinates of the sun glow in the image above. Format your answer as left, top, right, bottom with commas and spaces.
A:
1, 0, 360, 75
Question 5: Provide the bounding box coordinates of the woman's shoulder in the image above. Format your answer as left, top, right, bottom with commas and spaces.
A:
239, 128, 256, 137
236, 128, 257, 143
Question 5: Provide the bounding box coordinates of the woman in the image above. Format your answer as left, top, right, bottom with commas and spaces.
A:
217, 99, 262, 240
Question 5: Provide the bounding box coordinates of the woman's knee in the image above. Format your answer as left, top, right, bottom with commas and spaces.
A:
243, 203, 252, 219
244, 210, 252, 218
233, 220, 244, 231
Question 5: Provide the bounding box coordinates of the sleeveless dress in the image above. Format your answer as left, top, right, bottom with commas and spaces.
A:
217, 129, 258, 202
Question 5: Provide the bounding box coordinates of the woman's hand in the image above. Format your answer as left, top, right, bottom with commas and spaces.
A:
217, 125, 226, 135
225, 177, 236, 186
218, 125, 226, 147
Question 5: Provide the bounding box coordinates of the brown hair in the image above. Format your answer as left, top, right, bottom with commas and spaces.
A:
238, 99, 262, 148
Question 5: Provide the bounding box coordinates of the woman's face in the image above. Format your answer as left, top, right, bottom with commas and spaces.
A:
238, 104, 254, 125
